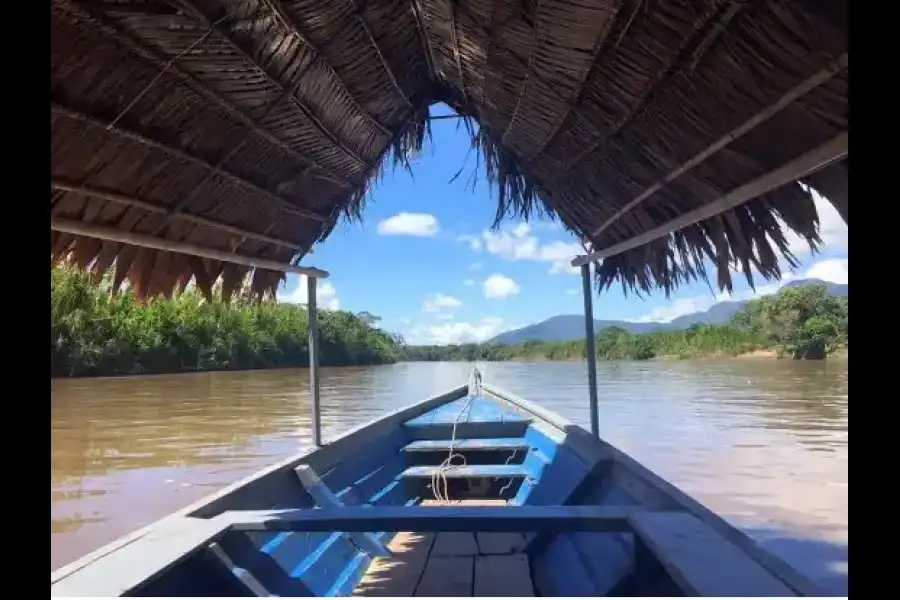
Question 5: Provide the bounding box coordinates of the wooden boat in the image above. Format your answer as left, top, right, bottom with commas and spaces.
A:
51, 378, 824, 597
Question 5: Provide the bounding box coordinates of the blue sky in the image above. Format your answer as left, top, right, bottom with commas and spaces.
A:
277, 106, 848, 345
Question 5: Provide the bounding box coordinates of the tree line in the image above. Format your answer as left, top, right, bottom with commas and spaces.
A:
52, 264, 847, 378
402, 284, 848, 362
51, 265, 403, 378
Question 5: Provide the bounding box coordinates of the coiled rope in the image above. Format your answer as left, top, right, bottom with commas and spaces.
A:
430, 368, 481, 503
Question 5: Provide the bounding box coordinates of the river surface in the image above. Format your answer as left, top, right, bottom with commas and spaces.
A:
51, 359, 848, 593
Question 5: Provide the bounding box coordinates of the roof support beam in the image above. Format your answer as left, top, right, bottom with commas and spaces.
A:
521, 0, 632, 162
410, 0, 438, 82
177, 0, 370, 170
50, 217, 329, 279
342, 0, 413, 108
571, 132, 848, 267
262, 0, 404, 124
55, 0, 352, 189
448, 0, 469, 104
51, 103, 328, 224
452, 7, 605, 148
591, 53, 849, 239
686, 0, 748, 70
51, 180, 303, 251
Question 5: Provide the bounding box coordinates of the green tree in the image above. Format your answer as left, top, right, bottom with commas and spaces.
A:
730, 283, 847, 359
51, 265, 402, 377
401, 284, 847, 363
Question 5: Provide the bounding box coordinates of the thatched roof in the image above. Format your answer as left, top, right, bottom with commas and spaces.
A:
51, 0, 847, 301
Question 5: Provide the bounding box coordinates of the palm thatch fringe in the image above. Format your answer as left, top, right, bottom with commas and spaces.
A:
51, 0, 847, 300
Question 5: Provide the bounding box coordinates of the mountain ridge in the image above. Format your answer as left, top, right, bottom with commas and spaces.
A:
487, 278, 847, 345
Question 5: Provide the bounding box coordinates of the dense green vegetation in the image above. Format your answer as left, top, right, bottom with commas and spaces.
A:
403, 284, 848, 362
51, 263, 847, 378
51, 265, 402, 378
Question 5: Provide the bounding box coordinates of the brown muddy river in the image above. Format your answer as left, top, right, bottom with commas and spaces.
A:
51, 359, 848, 594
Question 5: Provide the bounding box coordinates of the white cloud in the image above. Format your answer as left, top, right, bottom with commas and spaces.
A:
436, 313, 455, 321
805, 257, 848, 285
483, 274, 521, 299
457, 234, 482, 252
470, 262, 483, 271
566, 288, 579, 296
408, 317, 506, 345
631, 295, 721, 324
376, 212, 439, 237
463, 279, 475, 286
422, 293, 463, 313
461, 222, 582, 275
398, 317, 412, 325
277, 277, 340, 310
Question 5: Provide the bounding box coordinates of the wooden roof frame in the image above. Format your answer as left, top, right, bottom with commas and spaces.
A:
50, 0, 848, 299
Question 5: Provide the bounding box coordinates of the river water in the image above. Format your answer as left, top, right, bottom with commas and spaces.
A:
51, 359, 848, 594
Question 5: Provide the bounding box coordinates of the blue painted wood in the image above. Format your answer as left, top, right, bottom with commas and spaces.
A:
519, 445, 587, 505
522, 424, 563, 460
268, 479, 410, 595
319, 430, 405, 491
400, 464, 530, 479
66, 383, 820, 598
568, 532, 636, 596
135, 550, 250, 597
404, 396, 530, 426
532, 534, 598, 597
324, 497, 420, 597
238, 454, 409, 596
402, 437, 529, 452
512, 425, 590, 506
220, 531, 315, 596
403, 420, 530, 441
294, 465, 391, 558
630, 512, 796, 596
226, 505, 639, 532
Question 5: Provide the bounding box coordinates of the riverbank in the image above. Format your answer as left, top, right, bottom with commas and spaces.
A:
52, 265, 847, 377
403, 284, 848, 364
51, 265, 402, 378
402, 338, 848, 364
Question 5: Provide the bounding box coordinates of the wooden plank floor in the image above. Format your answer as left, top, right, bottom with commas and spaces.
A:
353, 500, 535, 597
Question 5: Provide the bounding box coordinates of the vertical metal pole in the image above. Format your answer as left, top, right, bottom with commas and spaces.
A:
581, 263, 600, 438
307, 276, 322, 447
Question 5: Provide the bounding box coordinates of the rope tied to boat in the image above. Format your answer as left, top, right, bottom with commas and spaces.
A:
430, 368, 481, 503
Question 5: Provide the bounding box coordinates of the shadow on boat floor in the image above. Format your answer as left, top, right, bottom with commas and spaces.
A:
352, 499, 535, 597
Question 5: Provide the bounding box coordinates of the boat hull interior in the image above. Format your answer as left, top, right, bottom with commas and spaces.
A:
51, 384, 818, 597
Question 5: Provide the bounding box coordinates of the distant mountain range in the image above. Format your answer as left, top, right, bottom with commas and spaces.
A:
488, 279, 848, 345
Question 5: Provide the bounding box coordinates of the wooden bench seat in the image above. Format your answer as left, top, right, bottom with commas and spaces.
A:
629, 512, 796, 597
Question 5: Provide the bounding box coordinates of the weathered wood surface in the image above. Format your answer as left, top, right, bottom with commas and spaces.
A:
474, 554, 533, 597
630, 512, 797, 597
50, 518, 230, 597
476, 532, 527, 554
352, 531, 437, 597
431, 532, 480, 556
354, 500, 534, 597
416, 556, 474, 596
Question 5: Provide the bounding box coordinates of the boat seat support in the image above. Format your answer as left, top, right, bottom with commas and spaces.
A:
293, 465, 392, 558
206, 542, 274, 597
